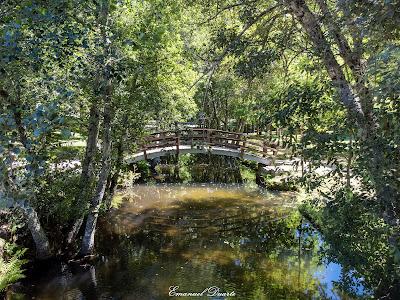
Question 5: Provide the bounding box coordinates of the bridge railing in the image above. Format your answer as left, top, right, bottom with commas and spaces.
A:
138, 128, 277, 160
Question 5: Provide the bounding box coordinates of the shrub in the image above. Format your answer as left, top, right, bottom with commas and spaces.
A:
0, 246, 27, 292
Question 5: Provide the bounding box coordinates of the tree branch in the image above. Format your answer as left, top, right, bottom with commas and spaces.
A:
282, 0, 365, 124
198, 0, 260, 25
190, 4, 281, 91
315, 0, 361, 73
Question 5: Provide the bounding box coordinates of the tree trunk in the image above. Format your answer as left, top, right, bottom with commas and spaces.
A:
283, 0, 399, 241
237, 119, 244, 133
67, 101, 100, 244
79, 102, 101, 190
282, 0, 365, 125
78, 0, 114, 256
17, 202, 52, 260
2, 89, 52, 259
224, 97, 228, 131
79, 95, 113, 256
315, 0, 374, 127
104, 132, 125, 209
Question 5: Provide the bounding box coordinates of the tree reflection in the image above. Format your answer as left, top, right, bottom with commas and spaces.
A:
93, 186, 350, 299
23, 185, 360, 299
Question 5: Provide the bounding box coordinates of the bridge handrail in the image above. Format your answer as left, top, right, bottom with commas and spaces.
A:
145, 128, 244, 136
137, 128, 277, 160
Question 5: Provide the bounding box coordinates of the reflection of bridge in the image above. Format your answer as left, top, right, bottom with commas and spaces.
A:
126, 128, 277, 165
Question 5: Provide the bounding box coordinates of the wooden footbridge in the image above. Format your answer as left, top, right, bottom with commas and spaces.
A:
126, 128, 277, 165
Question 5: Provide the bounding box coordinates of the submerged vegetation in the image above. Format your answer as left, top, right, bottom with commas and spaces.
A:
0, 0, 399, 298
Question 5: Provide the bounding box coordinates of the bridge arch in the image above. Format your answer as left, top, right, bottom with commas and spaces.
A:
125, 129, 277, 165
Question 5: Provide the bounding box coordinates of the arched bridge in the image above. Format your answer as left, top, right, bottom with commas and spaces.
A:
126, 128, 277, 165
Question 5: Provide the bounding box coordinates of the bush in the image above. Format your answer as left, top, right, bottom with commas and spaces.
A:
0, 245, 27, 292
299, 189, 399, 298
262, 174, 298, 191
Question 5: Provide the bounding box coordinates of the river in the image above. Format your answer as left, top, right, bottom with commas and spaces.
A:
9, 184, 368, 299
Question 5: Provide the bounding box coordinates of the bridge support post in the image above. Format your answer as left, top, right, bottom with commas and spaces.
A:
262, 141, 268, 157
206, 129, 211, 149
173, 129, 180, 181
175, 130, 180, 156
240, 135, 246, 159
189, 128, 193, 148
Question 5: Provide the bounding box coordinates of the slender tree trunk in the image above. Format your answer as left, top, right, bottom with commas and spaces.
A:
104, 132, 125, 209
267, 124, 271, 141
67, 101, 100, 244
78, 0, 115, 255
79, 91, 113, 256
17, 202, 52, 260
211, 99, 220, 129
80, 102, 101, 191
2, 89, 52, 259
103, 172, 118, 209
237, 119, 244, 132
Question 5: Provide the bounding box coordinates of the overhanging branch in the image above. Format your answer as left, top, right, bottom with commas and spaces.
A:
190, 4, 281, 91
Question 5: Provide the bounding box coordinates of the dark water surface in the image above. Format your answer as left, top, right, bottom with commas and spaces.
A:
11, 184, 367, 299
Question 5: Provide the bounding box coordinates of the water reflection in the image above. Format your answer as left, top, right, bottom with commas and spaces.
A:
14, 184, 359, 299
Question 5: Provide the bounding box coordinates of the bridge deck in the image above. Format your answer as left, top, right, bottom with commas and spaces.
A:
126, 129, 278, 165
126, 145, 272, 165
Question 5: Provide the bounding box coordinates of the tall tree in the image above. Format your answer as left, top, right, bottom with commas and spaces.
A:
281, 0, 399, 241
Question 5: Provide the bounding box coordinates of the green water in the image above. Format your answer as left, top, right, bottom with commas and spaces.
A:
11, 184, 365, 299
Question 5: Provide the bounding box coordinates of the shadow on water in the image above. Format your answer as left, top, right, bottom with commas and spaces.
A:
11, 184, 368, 299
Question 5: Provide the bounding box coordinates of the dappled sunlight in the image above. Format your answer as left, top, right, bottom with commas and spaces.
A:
18, 184, 364, 299
106, 184, 294, 237
2, 0, 398, 297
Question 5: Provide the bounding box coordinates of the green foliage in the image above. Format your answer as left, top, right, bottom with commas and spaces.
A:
188, 155, 243, 183
190, 1, 400, 298
34, 171, 81, 223
262, 174, 299, 192
0, 0, 200, 256
0, 245, 27, 292
0, 0, 399, 297
300, 189, 398, 298
240, 165, 256, 184
176, 154, 193, 182
135, 160, 151, 182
